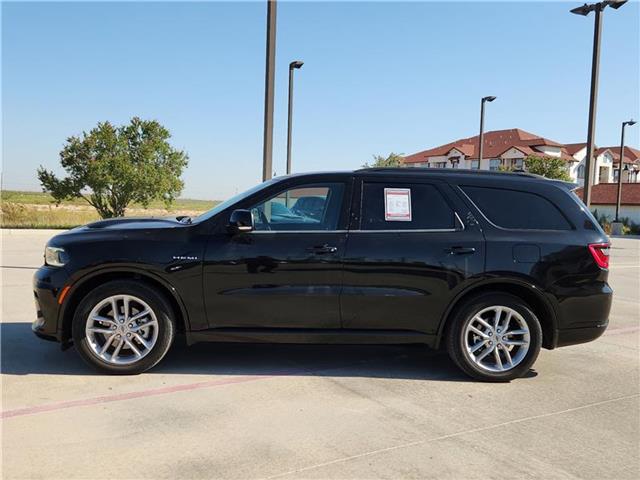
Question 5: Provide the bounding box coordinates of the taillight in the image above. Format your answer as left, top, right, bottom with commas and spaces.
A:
588, 243, 610, 269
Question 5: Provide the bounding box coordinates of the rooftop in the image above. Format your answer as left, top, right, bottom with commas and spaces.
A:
575, 183, 640, 206
404, 128, 564, 163
403, 130, 640, 165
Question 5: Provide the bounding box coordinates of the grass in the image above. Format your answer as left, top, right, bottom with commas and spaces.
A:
1, 190, 217, 210
1, 190, 220, 229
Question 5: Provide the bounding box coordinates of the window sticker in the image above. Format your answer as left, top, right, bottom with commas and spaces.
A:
384, 188, 412, 221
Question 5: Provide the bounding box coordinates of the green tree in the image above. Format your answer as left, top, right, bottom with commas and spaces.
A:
362, 152, 404, 168
38, 118, 189, 218
523, 155, 572, 182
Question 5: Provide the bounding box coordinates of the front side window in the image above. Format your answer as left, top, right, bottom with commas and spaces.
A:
577, 164, 585, 179
361, 182, 456, 231
470, 160, 480, 169
250, 183, 345, 231
489, 159, 501, 171
462, 185, 571, 230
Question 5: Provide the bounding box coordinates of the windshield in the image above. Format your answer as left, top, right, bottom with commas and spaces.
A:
192, 178, 279, 223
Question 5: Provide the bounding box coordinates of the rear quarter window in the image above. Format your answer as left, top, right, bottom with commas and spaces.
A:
461, 185, 572, 230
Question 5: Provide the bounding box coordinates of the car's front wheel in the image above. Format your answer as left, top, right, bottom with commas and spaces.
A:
72, 280, 175, 374
446, 293, 542, 382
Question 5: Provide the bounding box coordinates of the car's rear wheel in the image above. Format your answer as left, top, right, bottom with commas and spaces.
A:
72, 281, 175, 374
446, 293, 542, 382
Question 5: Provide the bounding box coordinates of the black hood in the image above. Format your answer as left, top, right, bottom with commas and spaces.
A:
83, 216, 183, 230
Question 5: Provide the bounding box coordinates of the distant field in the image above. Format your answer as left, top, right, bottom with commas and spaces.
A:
1, 190, 220, 229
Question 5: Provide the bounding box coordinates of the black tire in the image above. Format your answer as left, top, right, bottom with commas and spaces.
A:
446, 292, 542, 382
72, 280, 176, 374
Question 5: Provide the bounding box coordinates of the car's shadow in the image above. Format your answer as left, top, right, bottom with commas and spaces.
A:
0, 322, 537, 381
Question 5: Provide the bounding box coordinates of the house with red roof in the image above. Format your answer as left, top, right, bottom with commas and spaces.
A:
575, 183, 640, 224
402, 128, 640, 186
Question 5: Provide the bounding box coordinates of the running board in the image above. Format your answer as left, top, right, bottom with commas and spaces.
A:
186, 328, 436, 347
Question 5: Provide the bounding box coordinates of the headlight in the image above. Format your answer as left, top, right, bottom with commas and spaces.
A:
45, 246, 68, 267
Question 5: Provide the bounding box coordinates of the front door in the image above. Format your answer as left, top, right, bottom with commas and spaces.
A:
341, 178, 485, 334
203, 180, 350, 329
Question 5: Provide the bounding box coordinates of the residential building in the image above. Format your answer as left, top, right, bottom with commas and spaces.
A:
402, 128, 640, 186
575, 183, 640, 224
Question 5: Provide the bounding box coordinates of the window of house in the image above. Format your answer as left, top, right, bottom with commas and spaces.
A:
513, 158, 524, 170
489, 159, 501, 171
435, 162, 447, 169
461, 186, 572, 230
250, 183, 345, 231
361, 183, 456, 231
470, 160, 480, 169
577, 165, 585, 179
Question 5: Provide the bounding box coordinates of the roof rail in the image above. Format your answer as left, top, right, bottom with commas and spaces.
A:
356, 167, 541, 179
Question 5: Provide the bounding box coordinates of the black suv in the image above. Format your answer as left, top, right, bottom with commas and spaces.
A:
33, 169, 612, 381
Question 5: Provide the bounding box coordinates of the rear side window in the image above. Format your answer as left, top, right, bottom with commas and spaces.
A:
361, 182, 456, 230
461, 185, 571, 230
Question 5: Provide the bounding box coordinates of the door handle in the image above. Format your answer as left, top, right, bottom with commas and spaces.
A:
447, 246, 476, 255
307, 244, 338, 254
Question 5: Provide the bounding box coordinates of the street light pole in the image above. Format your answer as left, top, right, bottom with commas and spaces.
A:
478, 96, 496, 167
570, 0, 628, 206
615, 119, 636, 221
582, 5, 602, 207
286, 60, 304, 175
262, 0, 277, 181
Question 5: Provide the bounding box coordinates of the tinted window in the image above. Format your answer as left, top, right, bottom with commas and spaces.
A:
251, 183, 344, 231
462, 185, 571, 230
361, 183, 455, 230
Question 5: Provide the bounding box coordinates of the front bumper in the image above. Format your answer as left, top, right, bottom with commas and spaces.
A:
32, 266, 69, 342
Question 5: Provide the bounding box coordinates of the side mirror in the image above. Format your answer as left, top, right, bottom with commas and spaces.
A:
227, 209, 254, 234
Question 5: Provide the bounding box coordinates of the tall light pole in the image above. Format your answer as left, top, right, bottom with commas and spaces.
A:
478, 96, 496, 167
615, 119, 636, 222
262, 0, 277, 181
286, 60, 304, 175
570, 0, 628, 206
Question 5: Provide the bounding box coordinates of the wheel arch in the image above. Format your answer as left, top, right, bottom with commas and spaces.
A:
437, 279, 558, 350
58, 267, 190, 345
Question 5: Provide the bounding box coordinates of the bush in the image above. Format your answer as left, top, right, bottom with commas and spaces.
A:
591, 209, 640, 235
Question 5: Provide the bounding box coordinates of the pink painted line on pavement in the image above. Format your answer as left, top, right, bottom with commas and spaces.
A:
604, 326, 640, 336
1, 374, 275, 420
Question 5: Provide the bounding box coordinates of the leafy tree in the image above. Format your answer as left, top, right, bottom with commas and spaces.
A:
38, 118, 189, 218
523, 155, 572, 182
362, 152, 404, 168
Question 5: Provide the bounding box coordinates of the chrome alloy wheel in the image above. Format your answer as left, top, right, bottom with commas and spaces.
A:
85, 294, 159, 366
462, 306, 530, 373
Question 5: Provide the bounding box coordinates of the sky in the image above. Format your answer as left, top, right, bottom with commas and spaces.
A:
2, 0, 639, 200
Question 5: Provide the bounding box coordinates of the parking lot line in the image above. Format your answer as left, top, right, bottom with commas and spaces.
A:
604, 326, 640, 336
263, 393, 640, 480
1, 374, 273, 419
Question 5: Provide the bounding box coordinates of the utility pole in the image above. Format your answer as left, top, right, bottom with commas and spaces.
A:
262, 0, 277, 181
570, 1, 629, 206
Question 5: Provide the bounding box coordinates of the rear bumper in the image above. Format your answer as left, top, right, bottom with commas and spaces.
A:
550, 281, 612, 348
555, 321, 608, 348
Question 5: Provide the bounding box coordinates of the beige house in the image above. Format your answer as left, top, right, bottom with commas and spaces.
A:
403, 128, 640, 185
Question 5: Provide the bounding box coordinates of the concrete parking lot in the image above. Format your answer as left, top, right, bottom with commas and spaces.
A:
1, 229, 639, 479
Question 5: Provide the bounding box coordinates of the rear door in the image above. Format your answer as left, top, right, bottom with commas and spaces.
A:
341, 177, 485, 334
